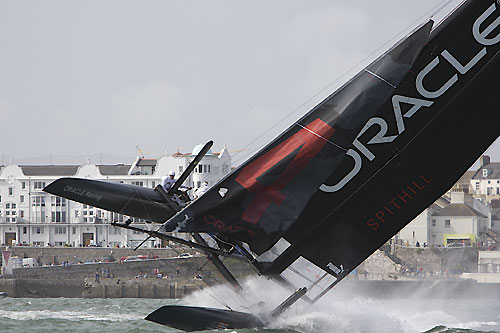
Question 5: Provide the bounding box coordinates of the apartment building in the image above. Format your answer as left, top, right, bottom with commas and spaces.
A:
0, 145, 231, 248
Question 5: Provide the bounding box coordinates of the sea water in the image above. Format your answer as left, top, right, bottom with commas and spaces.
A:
0, 280, 499, 333
0, 297, 498, 332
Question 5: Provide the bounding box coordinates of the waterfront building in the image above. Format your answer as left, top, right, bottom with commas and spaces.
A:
429, 190, 490, 247
470, 155, 500, 199
398, 188, 494, 247
0, 145, 231, 248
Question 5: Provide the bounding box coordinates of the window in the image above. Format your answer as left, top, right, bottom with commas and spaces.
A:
51, 197, 66, 207
488, 180, 491, 184
4, 202, 17, 222
432, 219, 436, 227
34, 181, 46, 190
51, 211, 67, 223
151, 181, 156, 188
82, 205, 94, 222
111, 212, 124, 223
8, 187, 13, 196
23, 227, 27, 234
72, 227, 76, 234
50, 197, 67, 222
32, 196, 46, 222
483, 169, 488, 177
33, 227, 44, 234
32, 196, 46, 206
445, 219, 451, 228
33, 241, 44, 247
20, 210, 24, 218
196, 164, 210, 173
20, 195, 24, 203
131, 181, 143, 186
21, 182, 26, 190
55, 226, 66, 234
222, 164, 229, 174
55, 241, 65, 247
179, 166, 184, 173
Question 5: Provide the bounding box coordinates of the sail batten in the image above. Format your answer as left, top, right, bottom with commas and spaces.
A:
162, 20, 433, 255
267, 1, 500, 280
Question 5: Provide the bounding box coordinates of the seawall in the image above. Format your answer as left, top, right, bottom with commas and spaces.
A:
0, 254, 256, 298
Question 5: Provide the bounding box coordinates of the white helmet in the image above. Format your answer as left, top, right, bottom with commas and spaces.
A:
168, 170, 176, 176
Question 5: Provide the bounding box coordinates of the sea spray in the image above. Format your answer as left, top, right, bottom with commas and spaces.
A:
182, 276, 500, 332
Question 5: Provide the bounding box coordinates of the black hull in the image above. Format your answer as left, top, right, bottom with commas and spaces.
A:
44, 178, 176, 222
145, 305, 264, 331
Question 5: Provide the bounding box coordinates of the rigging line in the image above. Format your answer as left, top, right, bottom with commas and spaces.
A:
169, 245, 235, 311
296, 123, 347, 152
364, 70, 396, 89
166, 235, 243, 311
225, 0, 455, 170
431, 0, 463, 25
161, 1, 458, 191
342, 0, 458, 158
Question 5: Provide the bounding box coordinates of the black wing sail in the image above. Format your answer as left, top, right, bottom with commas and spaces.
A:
165, 0, 500, 279
163, 21, 433, 254
267, 0, 500, 281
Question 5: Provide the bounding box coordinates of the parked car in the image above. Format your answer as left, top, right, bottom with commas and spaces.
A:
22, 258, 39, 268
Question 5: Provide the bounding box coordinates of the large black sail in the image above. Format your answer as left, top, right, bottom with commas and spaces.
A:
163, 21, 433, 253
267, 0, 500, 280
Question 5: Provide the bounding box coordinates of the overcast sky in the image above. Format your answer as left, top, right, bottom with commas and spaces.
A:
4, 0, 493, 166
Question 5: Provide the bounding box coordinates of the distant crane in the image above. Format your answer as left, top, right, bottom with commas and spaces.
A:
229, 148, 250, 154
136, 146, 152, 159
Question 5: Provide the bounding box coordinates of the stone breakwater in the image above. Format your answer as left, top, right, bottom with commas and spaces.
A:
0, 252, 256, 298
0, 246, 495, 298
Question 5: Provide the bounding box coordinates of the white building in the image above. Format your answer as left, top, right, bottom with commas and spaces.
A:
470, 155, 500, 198
397, 190, 491, 247
429, 190, 490, 247
0, 145, 231, 248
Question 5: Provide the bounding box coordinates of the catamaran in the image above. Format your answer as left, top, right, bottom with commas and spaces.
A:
45, 0, 500, 330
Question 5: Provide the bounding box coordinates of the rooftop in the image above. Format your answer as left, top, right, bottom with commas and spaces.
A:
432, 203, 487, 218
20, 165, 79, 176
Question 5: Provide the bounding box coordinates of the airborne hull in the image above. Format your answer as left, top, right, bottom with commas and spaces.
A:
41, 1, 500, 331
145, 305, 264, 331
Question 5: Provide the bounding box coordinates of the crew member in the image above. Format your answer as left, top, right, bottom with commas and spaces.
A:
162, 170, 176, 191
194, 181, 210, 198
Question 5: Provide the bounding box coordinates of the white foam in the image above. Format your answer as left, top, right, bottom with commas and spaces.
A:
182, 276, 500, 332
